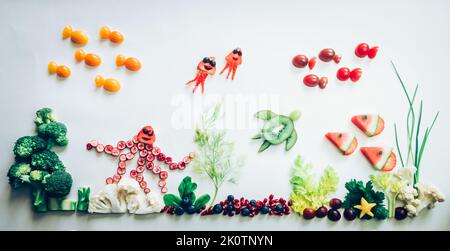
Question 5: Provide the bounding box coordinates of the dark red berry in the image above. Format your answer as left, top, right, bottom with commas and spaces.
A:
315, 206, 328, 218
327, 209, 341, 222
329, 198, 342, 209
303, 208, 316, 220
86, 143, 93, 150
395, 207, 408, 220
344, 208, 357, 221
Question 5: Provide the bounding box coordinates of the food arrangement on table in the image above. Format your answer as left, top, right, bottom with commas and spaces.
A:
6, 25, 445, 223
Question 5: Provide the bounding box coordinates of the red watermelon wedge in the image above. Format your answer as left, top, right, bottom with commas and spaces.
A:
351, 114, 384, 137
325, 132, 358, 156
360, 147, 397, 171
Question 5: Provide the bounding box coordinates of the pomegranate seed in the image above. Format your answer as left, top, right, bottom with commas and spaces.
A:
131, 146, 138, 154
137, 157, 146, 166
145, 144, 153, 151
111, 148, 120, 156
126, 153, 134, 160
169, 163, 178, 170
106, 177, 113, 184
165, 157, 173, 164
269, 194, 274, 200
113, 174, 121, 182
132, 136, 139, 143
90, 140, 98, 147
144, 188, 150, 194
161, 187, 168, 193
153, 166, 161, 174
160, 171, 168, 179
117, 140, 126, 150
152, 147, 161, 155
126, 140, 134, 148
136, 174, 144, 182
136, 165, 145, 173
119, 154, 127, 161
183, 156, 191, 164
146, 162, 154, 170
130, 170, 137, 177
158, 180, 166, 187
140, 150, 148, 157
117, 168, 126, 175
137, 143, 145, 150
139, 181, 147, 188
86, 143, 93, 150
178, 162, 185, 169
118, 161, 126, 169
96, 144, 105, 152
147, 154, 155, 162
105, 145, 113, 154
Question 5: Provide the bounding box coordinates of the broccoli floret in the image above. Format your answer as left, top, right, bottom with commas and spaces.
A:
31, 150, 65, 171
37, 122, 68, 146
7, 163, 32, 179
13, 136, 47, 158
34, 108, 55, 126
29, 170, 50, 182
43, 170, 72, 197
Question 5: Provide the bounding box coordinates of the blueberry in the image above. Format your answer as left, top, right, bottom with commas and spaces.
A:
181, 197, 192, 207
275, 204, 283, 212
186, 205, 197, 214
260, 206, 269, 214
174, 207, 184, 216
250, 200, 257, 206
213, 204, 223, 214
227, 202, 234, 208
241, 208, 250, 216
227, 195, 234, 201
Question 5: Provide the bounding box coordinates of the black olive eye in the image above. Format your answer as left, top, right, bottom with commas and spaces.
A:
233, 49, 239, 54
203, 57, 208, 63
210, 61, 216, 67
237, 51, 242, 56
143, 129, 148, 134
147, 130, 153, 136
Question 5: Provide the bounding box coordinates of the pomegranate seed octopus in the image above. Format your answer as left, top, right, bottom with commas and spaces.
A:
86, 126, 194, 194
186, 57, 216, 94
220, 48, 242, 80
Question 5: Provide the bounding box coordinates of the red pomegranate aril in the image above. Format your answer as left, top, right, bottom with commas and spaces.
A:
130, 170, 137, 177
303, 74, 319, 87
118, 161, 126, 169
139, 150, 148, 157
183, 156, 191, 164
147, 154, 155, 162
113, 174, 121, 182
90, 140, 98, 147
157, 153, 165, 161
308, 56, 317, 70
152, 147, 161, 155
96, 144, 105, 152
137, 157, 146, 166
117, 140, 126, 150
86, 143, 93, 150
350, 68, 363, 82
333, 54, 342, 64
136, 165, 145, 173
161, 187, 168, 193
165, 157, 173, 164
136, 174, 144, 182
318, 77, 328, 89
368, 46, 379, 59
126, 140, 134, 148
106, 177, 113, 184
178, 162, 186, 170
105, 145, 113, 154
132, 136, 139, 143
119, 154, 127, 161
160, 171, 168, 179
158, 180, 166, 187
292, 54, 309, 68
337, 67, 351, 81
319, 48, 336, 62
131, 146, 138, 154
139, 181, 147, 188
117, 168, 126, 175
146, 162, 154, 170
355, 43, 370, 58
137, 143, 145, 150
169, 163, 178, 170
126, 153, 134, 160
111, 148, 120, 156
144, 188, 150, 194
145, 144, 153, 151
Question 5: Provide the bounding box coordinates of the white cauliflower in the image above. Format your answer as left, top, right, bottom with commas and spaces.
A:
88, 178, 164, 214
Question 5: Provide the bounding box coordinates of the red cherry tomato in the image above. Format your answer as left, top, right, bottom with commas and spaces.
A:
303, 74, 319, 87
292, 54, 309, 68
333, 54, 342, 64
336, 67, 351, 81
319, 48, 335, 62
350, 68, 363, 82
318, 77, 328, 89
368, 46, 379, 59
308, 56, 317, 70
355, 43, 370, 58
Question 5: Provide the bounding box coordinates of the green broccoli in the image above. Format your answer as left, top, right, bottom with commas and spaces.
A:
37, 122, 68, 146
31, 150, 65, 171
29, 170, 50, 182
7, 163, 32, 179
43, 170, 72, 197
32, 185, 48, 212
13, 136, 47, 158
34, 107, 55, 126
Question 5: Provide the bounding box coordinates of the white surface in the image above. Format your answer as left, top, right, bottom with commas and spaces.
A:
0, 0, 449, 230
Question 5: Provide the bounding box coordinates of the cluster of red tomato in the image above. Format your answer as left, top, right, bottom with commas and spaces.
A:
292, 43, 379, 89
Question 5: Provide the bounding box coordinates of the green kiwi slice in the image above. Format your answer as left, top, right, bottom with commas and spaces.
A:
262, 115, 294, 145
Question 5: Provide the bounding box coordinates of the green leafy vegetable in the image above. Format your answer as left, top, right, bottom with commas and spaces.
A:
369, 173, 404, 218
76, 187, 90, 212
342, 179, 388, 220
163, 176, 210, 215
192, 103, 244, 206
289, 155, 339, 214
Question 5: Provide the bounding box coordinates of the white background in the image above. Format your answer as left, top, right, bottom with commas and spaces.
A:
0, 0, 449, 230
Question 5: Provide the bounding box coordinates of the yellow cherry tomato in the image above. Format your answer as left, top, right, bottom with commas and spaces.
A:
85, 53, 101, 67
56, 65, 71, 78
99, 26, 110, 39
116, 54, 126, 66
75, 49, 86, 62
125, 57, 141, 71
95, 75, 104, 87
103, 78, 121, 92
62, 26, 72, 39
48, 61, 58, 74
71, 30, 89, 45
109, 31, 124, 44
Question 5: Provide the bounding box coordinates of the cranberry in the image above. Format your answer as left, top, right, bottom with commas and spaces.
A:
368, 46, 379, 59
329, 198, 342, 209
303, 208, 315, 220
355, 43, 370, 58
292, 54, 309, 68
303, 74, 319, 87
337, 67, 351, 81
319, 48, 336, 62
350, 68, 363, 82
315, 206, 328, 218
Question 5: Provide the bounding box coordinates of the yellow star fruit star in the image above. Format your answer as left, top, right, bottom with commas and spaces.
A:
354, 197, 377, 218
